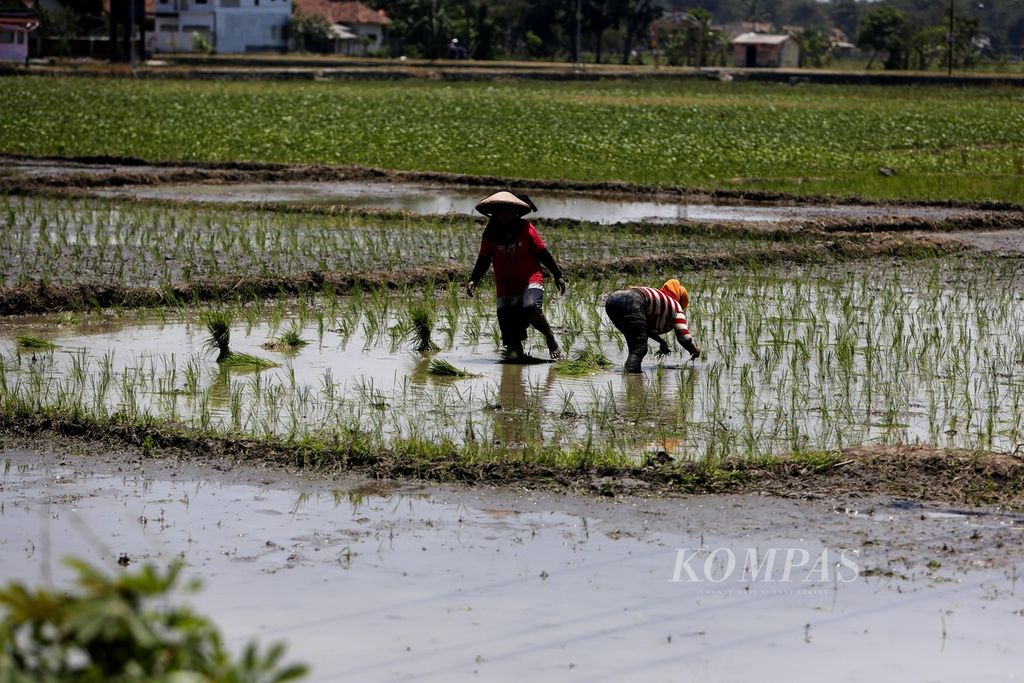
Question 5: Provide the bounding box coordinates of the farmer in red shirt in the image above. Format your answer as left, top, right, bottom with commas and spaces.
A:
605, 279, 701, 372
466, 191, 567, 359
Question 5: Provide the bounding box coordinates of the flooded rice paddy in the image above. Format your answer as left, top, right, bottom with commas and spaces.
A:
0, 196, 771, 290
94, 180, 980, 225
3, 257, 1023, 460
0, 158, 990, 225
4, 159, 1024, 680
2, 449, 1021, 681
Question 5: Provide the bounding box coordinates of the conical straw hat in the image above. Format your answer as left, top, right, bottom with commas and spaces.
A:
475, 191, 534, 217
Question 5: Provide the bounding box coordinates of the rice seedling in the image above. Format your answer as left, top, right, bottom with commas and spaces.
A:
408, 304, 439, 353
1, 253, 1022, 465
427, 359, 477, 378
261, 322, 309, 352
0, 196, 772, 310
15, 334, 57, 351
553, 347, 614, 376
203, 311, 277, 370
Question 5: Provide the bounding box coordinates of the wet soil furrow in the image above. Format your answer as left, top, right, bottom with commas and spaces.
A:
2, 415, 1021, 507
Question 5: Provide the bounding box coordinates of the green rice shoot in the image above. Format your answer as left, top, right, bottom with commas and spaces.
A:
409, 304, 439, 353
262, 322, 309, 351
204, 311, 277, 369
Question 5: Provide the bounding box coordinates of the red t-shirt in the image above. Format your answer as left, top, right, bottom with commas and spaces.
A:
479, 221, 547, 297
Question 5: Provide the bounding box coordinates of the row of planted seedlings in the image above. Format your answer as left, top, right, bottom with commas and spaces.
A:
0, 195, 774, 292
2, 254, 1023, 465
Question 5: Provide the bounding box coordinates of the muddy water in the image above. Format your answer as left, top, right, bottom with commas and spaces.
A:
1, 159, 164, 178
1, 450, 1021, 682
93, 180, 975, 225
0, 314, 692, 456
953, 228, 1024, 252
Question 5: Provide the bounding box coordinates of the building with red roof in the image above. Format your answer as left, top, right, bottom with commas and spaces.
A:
292, 0, 388, 54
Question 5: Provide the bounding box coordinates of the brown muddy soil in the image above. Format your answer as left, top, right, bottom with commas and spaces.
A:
3, 415, 1022, 509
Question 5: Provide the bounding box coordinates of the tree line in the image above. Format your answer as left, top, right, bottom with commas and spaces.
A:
7, 0, 1024, 69
365, 0, 1021, 69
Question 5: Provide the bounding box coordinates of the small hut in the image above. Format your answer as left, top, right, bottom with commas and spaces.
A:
731, 32, 799, 68
0, 13, 39, 62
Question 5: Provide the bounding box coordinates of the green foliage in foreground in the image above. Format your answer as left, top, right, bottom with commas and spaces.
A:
0, 558, 308, 683
3, 78, 1024, 202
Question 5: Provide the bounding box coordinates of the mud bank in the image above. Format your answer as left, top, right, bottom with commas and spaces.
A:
2, 419, 1022, 507
1, 444, 1022, 681
0, 234, 965, 314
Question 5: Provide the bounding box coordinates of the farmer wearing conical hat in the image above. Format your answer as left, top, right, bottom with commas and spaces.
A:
466, 191, 567, 359
604, 279, 701, 373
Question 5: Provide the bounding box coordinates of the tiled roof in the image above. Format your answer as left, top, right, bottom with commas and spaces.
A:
0, 15, 40, 30
293, 0, 390, 25
731, 32, 792, 46
101, 0, 159, 16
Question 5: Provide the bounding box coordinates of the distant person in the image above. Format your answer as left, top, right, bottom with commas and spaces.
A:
466, 191, 566, 360
447, 38, 465, 59
604, 279, 701, 373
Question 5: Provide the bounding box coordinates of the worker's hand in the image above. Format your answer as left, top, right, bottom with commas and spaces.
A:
555, 277, 567, 296
688, 343, 702, 360
657, 341, 671, 357
466, 280, 476, 298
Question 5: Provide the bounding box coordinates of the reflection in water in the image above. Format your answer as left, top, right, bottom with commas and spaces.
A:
492, 363, 555, 448
616, 368, 699, 459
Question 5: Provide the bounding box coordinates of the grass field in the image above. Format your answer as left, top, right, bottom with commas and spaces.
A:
3, 77, 1024, 202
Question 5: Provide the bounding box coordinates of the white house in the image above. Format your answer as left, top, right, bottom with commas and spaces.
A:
153, 0, 291, 53
0, 13, 38, 62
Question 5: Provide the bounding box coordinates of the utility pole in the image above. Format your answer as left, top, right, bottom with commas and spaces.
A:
947, 0, 954, 76
128, 0, 136, 68
573, 0, 581, 66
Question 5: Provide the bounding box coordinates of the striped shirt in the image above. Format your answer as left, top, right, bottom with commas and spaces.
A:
632, 287, 691, 343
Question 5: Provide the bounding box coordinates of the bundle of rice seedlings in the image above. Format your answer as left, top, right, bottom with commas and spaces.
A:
261, 322, 309, 352
204, 311, 277, 370
15, 334, 57, 351
554, 347, 614, 376
221, 352, 278, 371
428, 358, 476, 378
204, 311, 233, 363
409, 304, 439, 353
